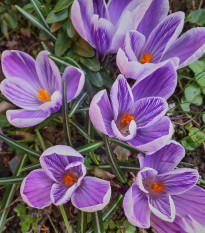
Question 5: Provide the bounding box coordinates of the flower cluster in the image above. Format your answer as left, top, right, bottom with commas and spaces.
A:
1, 0, 205, 232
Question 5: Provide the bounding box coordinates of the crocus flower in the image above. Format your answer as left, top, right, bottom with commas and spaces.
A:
71, 0, 158, 56
123, 141, 205, 232
0, 50, 85, 128
117, 11, 205, 80
21, 145, 111, 211
89, 71, 174, 154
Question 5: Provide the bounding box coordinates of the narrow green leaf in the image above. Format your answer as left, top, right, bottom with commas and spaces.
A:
109, 138, 144, 154
0, 133, 40, 159
59, 205, 72, 233
46, 8, 69, 24
0, 176, 25, 185
55, 31, 72, 56
92, 211, 104, 233
80, 57, 101, 72
103, 136, 127, 184
62, 80, 73, 147
86, 70, 103, 88
76, 141, 104, 154
15, 5, 56, 40
3, 13, 17, 29
41, 41, 52, 52
53, 0, 73, 12
68, 92, 87, 118
77, 210, 87, 233
0, 155, 28, 232
30, 0, 49, 29
75, 38, 95, 58
20, 163, 41, 172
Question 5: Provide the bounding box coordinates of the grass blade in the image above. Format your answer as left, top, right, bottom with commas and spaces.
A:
68, 92, 87, 118
91, 211, 104, 233
76, 141, 104, 154
77, 211, 87, 233
0, 176, 25, 185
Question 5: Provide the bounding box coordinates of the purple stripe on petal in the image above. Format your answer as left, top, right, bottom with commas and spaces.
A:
129, 116, 173, 154
71, 176, 111, 212
36, 51, 61, 94
93, 0, 108, 18
141, 12, 185, 62
132, 62, 177, 101
133, 97, 168, 128
123, 183, 150, 228
162, 27, 205, 69
158, 168, 198, 195
62, 66, 85, 103
6, 109, 50, 128
138, 141, 185, 173
1, 78, 41, 110
89, 90, 114, 136
20, 169, 54, 209
110, 75, 134, 120
148, 192, 175, 222
1, 50, 41, 89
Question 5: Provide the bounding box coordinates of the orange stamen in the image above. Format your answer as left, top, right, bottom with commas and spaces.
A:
151, 182, 165, 194
141, 53, 153, 64
36, 88, 51, 102
120, 113, 135, 129
64, 173, 75, 186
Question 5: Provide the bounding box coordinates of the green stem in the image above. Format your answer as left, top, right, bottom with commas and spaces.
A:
59, 205, 72, 233
77, 210, 87, 233
35, 129, 46, 151
92, 211, 104, 233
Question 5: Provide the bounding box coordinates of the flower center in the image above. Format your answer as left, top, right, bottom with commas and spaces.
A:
64, 173, 75, 186
120, 113, 135, 129
151, 182, 165, 194
36, 88, 51, 102
141, 53, 153, 64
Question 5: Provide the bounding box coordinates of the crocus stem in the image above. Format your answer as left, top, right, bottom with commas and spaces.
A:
91, 211, 104, 233
35, 129, 46, 151
77, 210, 87, 233
62, 79, 73, 147
59, 205, 72, 233
103, 135, 127, 184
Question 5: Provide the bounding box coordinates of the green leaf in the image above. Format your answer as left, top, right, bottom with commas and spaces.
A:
189, 127, 205, 147
1, 20, 8, 36
77, 211, 87, 233
0, 114, 10, 127
86, 70, 103, 88
0, 176, 25, 185
184, 84, 201, 102
53, 0, 73, 12
92, 211, 104, 233
187, 9, 205, 26
77, 141, 104, 154
0, 133, 40, 159
55, 31, 72, 56
189, 60, 205, 87
202, 114, 205, 123
15, 5, 56, 40
75, 38, 95, 57
3, 12, 17, 29
123, 220, 136, 233
65, 19, 75, 38
80, 57, 101, 72
46, 8, 69, 24
180, 97, 190, 111
68, 92, 87, 118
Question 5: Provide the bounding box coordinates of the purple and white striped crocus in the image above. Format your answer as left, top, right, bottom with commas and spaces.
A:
21, 145, 111, 211
89, 71, 174, 154
123, 141, 205, 232
0, 50, 85, 128
71, 0, 155, 56
117, 10, 205, 80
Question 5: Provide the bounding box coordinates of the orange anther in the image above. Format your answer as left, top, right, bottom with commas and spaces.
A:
36, 88, 51, 102
120, 113, 135, 129
64, 173, 75, 186
151, 182, 165, 194
141, 53, 153, 64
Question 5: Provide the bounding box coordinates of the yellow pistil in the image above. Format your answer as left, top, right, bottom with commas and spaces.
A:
141, 53, 153, 64
64, 173, 75, 186
36, 88, 51, 102
151, 182, 165, 194
120, 113, 135, 129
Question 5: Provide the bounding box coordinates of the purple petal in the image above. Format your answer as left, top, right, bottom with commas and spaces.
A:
123, 30, 145, 61
137, 0, 169, 39
133, 97, 168, 128
136, 167, 158, 193
62, 66, 85, 103
123, 183, 150, 228
93, 0, 108, 18
110, 75, 134, 121
138, 141, 185, 173
35, 51, 61, 94
132, 61, 177, 101
141, 12, 185, 62
158, 168, 198, 195
89, 90, 114, 136
151, 213, 188, 233
148, 192, 175, 222
162, 27, 205, 69
129, 116, 173, 154
71, 0, 93, 42
20, 169, 54, 209
40, 145, 84, 182
111, 119, 137, 141
1, 78, 40, 110
90, 15, 114, 54
173, 185, 205, 227
51, 162, 86, 205
71, 176, 111, 212
6, 109, 50, 128
1, 50, 40, 89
